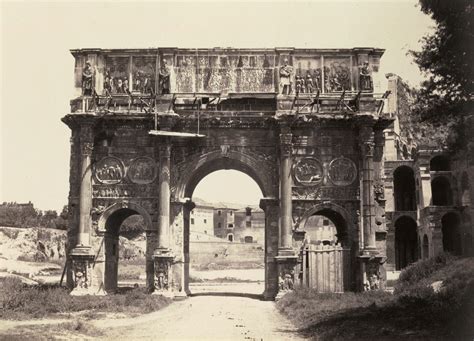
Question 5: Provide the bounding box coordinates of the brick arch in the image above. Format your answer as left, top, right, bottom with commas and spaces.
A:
175, 150, 276, 199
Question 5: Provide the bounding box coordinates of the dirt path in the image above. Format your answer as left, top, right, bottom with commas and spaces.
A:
94, 295, 306, 341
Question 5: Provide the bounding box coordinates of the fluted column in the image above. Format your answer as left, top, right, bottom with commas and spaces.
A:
279, 131, 293, 251
77, 123, 94, 248
153, 141, 175, 297
158, 143, 171, 249
360, 125, 377, 251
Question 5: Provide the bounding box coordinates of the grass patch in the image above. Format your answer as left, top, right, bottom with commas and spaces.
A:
0, 277, 171, 320
0, 319, 102, 340
277, 255, 474, 340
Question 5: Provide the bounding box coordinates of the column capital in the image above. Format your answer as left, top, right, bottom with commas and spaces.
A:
159, 143, 171, 158
361, 141, 375, 157
279, 133, 293, 157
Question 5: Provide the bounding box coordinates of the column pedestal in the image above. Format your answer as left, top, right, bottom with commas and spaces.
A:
275, 255, 299, 300
70, 247, 105, 296
153, 247, 175, 298
359, 255, 386, 291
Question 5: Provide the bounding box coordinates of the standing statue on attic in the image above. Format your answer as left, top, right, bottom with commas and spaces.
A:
359, 61, 373, 91
82, 61, 95, 96
159, 58, 171, 94
279, 58, 293, 95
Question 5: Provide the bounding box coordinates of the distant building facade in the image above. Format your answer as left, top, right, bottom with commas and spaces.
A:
190, 205, 214, 237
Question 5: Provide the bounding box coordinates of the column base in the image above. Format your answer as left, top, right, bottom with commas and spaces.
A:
277, 247, 296, 258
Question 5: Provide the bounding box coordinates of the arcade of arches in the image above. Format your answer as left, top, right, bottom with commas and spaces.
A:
63, 47, 473, 298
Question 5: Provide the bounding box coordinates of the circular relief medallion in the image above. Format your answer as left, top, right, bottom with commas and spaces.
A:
293, 158, 323, 186
94, 157, 124, 184
328, 157, 357, 186
127, 157, 157, 184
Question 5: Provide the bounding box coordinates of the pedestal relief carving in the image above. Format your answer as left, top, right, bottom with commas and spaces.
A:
128, 157, 157, 184
328, 157, 357, 186
94, 157, 124, 184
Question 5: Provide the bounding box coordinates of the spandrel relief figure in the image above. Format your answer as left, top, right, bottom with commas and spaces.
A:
359, 61, 373, 91
279, 58, 293, 95
82, 61, 95, 96
159, 58, 171, 94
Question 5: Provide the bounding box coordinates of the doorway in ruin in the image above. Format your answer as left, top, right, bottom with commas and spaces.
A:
299, 206, 352, 292
441, 212, 462, 256
394, 216, 418, 270
187, 169, 265, 296
101, 204, 150, 292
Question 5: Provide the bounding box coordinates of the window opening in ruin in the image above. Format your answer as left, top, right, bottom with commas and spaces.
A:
431, 176, 453, 206
393, 166, 417, 211
430, 155, 450, 171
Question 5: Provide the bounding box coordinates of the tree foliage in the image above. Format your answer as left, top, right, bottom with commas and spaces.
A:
0, 202, 68, 230
411, 0, 473, 120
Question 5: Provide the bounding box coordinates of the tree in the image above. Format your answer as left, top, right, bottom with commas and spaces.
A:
410, 0, 473, 148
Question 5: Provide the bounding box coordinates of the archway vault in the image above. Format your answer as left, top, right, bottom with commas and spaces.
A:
97, 202, 153, 233
296, 202, 354, 235
174, 149, 276, 200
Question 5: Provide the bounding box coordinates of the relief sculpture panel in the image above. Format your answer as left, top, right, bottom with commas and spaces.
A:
127, 157, 157, 184
328, 157, 357, 186
94, 157, 124, 184
323, 57, 352, 92
175, 54, 275, 93
293, 157, 323, 186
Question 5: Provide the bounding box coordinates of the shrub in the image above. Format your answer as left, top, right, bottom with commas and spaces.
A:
397, 252, 456, 285
0, 278, 171, 320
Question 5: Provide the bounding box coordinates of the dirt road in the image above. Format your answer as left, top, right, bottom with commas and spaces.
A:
94, 295, 306, 341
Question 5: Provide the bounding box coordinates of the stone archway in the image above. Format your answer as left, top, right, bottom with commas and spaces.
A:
98, 202, 152, 293
297, 203, 355, 292
174, 152, 276, 298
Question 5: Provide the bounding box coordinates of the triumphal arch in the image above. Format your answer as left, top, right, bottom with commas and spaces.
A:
63, 47, 391, 299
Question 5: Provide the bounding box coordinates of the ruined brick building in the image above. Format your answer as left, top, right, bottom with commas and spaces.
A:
62, 47, 472, 298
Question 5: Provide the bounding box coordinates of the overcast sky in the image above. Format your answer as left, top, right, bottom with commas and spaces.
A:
0, 1, 434, 211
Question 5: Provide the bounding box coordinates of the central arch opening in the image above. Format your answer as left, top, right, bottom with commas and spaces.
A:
188, 169, 265, 296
